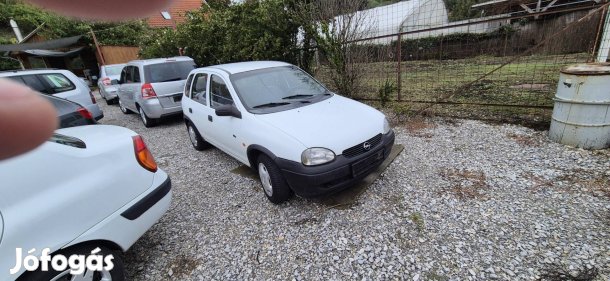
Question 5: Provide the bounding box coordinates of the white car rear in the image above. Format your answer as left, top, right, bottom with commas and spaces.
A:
0, 125, 171, 280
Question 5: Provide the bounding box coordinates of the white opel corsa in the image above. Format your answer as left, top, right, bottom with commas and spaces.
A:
0, 125, 172, 281
182, 61, 395, 203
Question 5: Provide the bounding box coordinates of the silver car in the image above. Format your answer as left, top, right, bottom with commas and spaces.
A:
97, 63, 125, 105
116, 57, 195, 127
0, 69, 104, 120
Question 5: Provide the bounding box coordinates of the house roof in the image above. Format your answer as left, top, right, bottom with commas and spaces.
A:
147, 0, 203, 28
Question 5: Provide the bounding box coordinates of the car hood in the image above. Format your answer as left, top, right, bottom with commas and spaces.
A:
254, 95, 385, 155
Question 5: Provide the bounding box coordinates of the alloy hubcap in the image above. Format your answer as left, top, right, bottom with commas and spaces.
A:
188, 126, 198, 147
258, 163, 273, 196
50, 268, 112, 281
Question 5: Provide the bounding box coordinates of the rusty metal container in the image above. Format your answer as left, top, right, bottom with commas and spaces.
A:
549, 63, 610, 149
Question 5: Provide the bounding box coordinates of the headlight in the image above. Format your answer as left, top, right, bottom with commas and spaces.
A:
383, 117, 391, 134
301, 148, 335, 166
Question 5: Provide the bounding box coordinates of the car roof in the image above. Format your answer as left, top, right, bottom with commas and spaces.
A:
0, 68, 65, 76
205, 61, 292, 75
127, 56, 193, 66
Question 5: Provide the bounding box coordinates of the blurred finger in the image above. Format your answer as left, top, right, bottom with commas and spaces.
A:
25, 0, 173, 21
0, 79, 58, 160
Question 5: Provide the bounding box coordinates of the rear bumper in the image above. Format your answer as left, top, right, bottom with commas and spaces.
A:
141, 98, 182, 119
65, 170, 172, 251
86, 104, 104, 121
276, 130, 395, 198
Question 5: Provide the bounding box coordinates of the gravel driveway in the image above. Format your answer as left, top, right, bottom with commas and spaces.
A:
96, 95, 610, 281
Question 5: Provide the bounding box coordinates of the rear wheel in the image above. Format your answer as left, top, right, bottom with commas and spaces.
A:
187, 122, 210, 150
257, 154, 293, 203
138, 106, 157, 128
118, 99, 132, 114
17, 244, 124, 281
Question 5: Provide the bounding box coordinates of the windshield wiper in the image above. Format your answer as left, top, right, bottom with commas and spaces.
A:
252, 102, 290, 108
282, 94, 314, 100
158, 77, 181, 83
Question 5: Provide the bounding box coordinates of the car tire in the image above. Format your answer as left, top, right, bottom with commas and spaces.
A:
257, 154, 293, 204
16, 244, 124, 281
138, 106, 157, 128
104, 96, 112, 105
118, 99, 132, 114
187, 122, 210, 151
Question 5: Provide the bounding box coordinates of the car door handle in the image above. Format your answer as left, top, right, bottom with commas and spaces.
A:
189, 108, 193, 113
208, 115, 213, 122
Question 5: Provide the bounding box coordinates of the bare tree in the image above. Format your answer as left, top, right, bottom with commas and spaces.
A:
294, 0, 374, 98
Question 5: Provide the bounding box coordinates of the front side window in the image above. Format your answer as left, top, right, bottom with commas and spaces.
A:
190, 73, 208, 106
209, 75, 233, 109
39, 73, 76, 94
231, 66, 331, 113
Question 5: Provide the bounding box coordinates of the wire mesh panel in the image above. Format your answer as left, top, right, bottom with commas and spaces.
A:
310, 0, 609, 127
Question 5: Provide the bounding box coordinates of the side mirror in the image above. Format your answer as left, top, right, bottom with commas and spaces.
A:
215, 104, 242, 119
111, 79, 119, 85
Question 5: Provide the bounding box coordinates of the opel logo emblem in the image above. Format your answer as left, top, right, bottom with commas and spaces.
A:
363, 142, 372, 150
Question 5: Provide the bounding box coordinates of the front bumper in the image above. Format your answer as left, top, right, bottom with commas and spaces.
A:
276, 130, 395, 198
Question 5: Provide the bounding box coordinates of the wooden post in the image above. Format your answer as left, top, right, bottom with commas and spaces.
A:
90, 28, 106, 66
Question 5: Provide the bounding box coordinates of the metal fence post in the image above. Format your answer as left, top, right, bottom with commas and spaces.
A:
396, 33, 402, 101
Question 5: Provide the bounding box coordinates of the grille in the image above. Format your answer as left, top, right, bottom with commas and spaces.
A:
342, 134, 382, 158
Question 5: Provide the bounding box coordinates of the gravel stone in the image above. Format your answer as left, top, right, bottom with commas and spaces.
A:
95, 94, 610, 280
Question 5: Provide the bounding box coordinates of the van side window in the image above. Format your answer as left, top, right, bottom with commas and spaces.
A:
191, 73, 208, 106
121, 66, 133, 83
209, 75, 232, 109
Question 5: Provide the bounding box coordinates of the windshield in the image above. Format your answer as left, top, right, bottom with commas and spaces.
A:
104, 65, 124, 76
144, 60, 196, 83
232, 66, 330, 112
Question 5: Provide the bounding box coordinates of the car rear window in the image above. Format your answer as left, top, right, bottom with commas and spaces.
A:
144, 61, 195, 83
39, 73, 76, 94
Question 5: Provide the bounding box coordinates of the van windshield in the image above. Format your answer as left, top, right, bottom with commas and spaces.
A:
145, 61, 196, 83
232, 66, 331, 113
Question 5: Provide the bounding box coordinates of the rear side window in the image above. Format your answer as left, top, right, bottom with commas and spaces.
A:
39, 73, 76, 94
10, 75, 51, 95
144, 61, 195, 83
132, 67, 141, 83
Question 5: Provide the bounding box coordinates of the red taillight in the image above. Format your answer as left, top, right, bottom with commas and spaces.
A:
77, 108, 93, 120
102, 77, 111, 86
132, 135, 158, 172
89, 91, 97, 104
141, 83, 157, 99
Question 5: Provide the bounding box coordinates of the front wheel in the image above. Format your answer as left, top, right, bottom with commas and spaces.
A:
257, 154, 293, 204
17, 245, 124, 281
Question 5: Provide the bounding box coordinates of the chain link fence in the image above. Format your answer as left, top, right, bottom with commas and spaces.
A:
310, 0, 610, 128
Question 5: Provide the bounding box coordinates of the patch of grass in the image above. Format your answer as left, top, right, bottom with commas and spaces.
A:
440, 169, 489, 199
167, 255, 199, 278
404, 117, 436, 138
538, 264, 598, 281
409, 212, 425, 233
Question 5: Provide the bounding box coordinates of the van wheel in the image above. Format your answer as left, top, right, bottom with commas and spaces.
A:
187, 122, 210, 151
257, 154, 292, 204
138, 107, 157, 128
17, 244, 124, 281
118, 99, 132, 114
